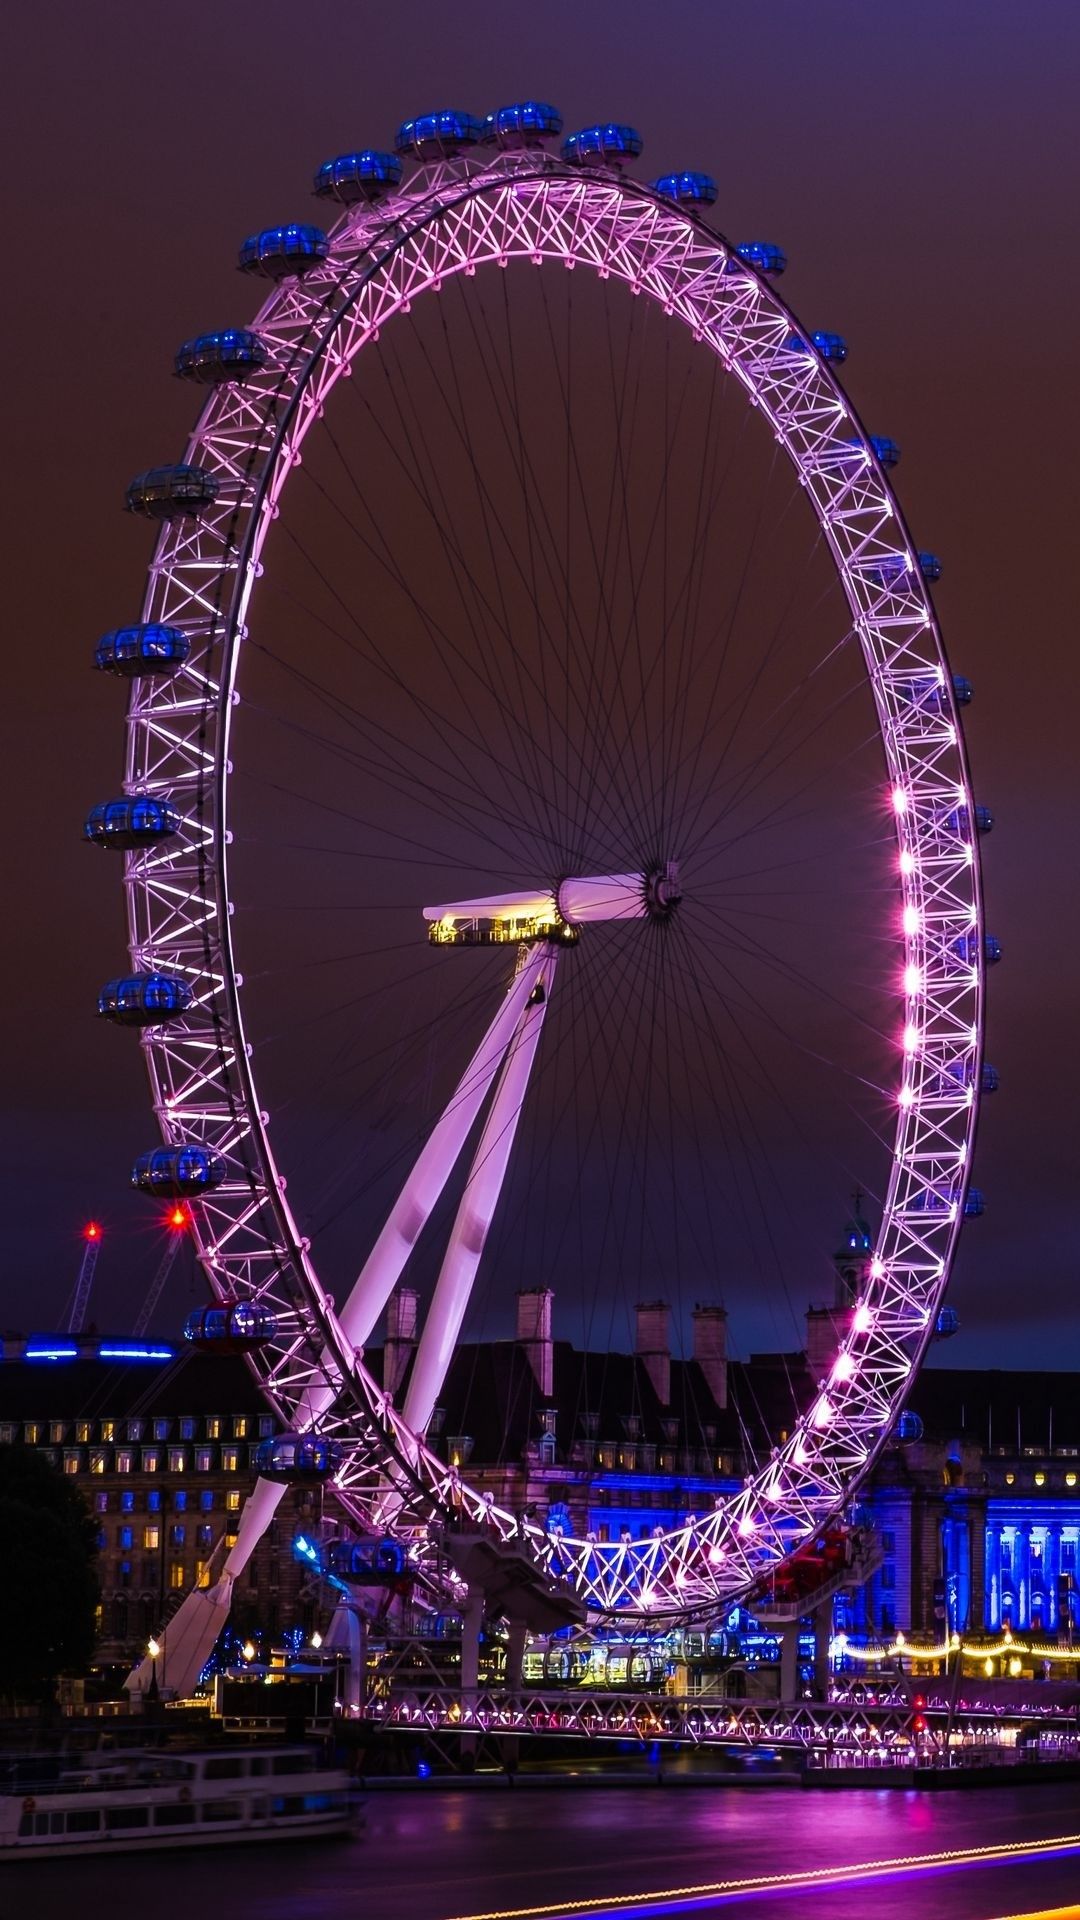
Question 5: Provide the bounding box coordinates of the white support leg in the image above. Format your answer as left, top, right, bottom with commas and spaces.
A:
340, 944, 549, 1351
403, 948, 557, 1436
124, 1474, 289, 1700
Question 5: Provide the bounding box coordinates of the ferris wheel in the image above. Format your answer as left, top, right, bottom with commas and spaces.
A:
87, 102, 993, 1695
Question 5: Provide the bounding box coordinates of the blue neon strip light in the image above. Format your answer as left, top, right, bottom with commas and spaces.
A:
98, 1344, 174, 1361
26, 1344, 78, 1361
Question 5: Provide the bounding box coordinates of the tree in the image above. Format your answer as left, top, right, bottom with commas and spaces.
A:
0, 1445, 98, 1705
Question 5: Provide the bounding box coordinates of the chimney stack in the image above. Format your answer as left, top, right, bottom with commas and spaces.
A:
691, 1302, 727, 1409
383, 1287, 418, 1398
806, 1304, 852, 1379
516, 1287, 554, 1398
635, 1300, 671, 1407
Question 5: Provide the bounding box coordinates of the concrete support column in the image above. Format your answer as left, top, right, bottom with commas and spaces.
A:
1017, 1528, 1031, 1630
968, 1498, 987, 1630
780, 1622, 801, 1702
986, 1524, 1001, 1630
460, 1589, 485, 1767
813, 1600, 832, 1701
504, 1620, 528, 1692
1047, 1527, 1061, 1632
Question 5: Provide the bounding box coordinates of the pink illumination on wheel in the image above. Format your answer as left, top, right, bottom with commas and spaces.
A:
106, 116, 986, 1667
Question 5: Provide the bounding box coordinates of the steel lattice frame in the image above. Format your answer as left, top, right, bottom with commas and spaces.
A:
115, 141, 985, 1624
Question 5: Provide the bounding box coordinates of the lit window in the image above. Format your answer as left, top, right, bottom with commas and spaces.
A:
199, 1491, 214, 1513
147, 1490, 161, 1513
226, 1490, 241, 1513
49, 1422, 66, 1444
119, 1526, 133, 1550
76, 1421, 92, 1445
1067, 1474, 1077, 1489
1035, 1472, 1046, 1487
168, 1448, 186, 1474
233, 1417, 248, 1440
63, 1452, 80, 1475
142, 1450, 160, 1474
221, 1448, 240, 1472
94, 1492, 109, 1514
257, 1415, 274, 1438
169, 1563, 186, 1590
23, 1424, 40, 1445
195, 1559, 209, 1587
179, 1417, 196, 1440
170, 1524, 186, 1549
121, 1490, 135, 1513
127, 1420, 144, 1443
1005, 1472, 1015, 1485
197, 1524, 212, 1549
206, 1417, 222, 1441
196, 1448, 213, 1473
153, 1419, 170, 1442
115, 1450, 133, 1474
90, 1450, 107, 1475
143, 1525, 160, 1551
173, 1490, 187, 1512
100, 1420, 115, 1442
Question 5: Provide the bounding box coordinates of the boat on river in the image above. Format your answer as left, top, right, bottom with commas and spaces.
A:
0, 1744, 353, 1859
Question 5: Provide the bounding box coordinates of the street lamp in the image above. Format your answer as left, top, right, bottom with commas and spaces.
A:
146, 1637, 160, 1702
311, 1631, 323, 1650
241, 1639, 256, 1663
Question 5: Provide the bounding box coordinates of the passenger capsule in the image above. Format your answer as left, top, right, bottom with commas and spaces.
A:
561, 123, 643, 166
184, 1299, 277, 1351
732, 241, 786, 275
843, 434, 900, 468
481, 103, 562, 148
253, 1432, 343, 1482
174, 329, 268, 384
944, 1060, 1000, 1095
896, 1410, 924, 1442
953, 932, 1001, 967
313, 149, 402, 202
132, 1145, 226, 1197
84, 795, 181, 849
917, 551, 942, 582
98, 973, 193, 1025
963, 1188, 986, 1216
125, 465, 219, 520
784, 331, 848, 362
911, 1183, 981, 1216
934, 1306, 960, 1339
93, 625, 190, 677
951, 675, 972, 705
395, 111, 484, 162
325, 1538, 407, 1582
651, 170, 718, 205
943, 801, 994, 838
238, 224, 329, 278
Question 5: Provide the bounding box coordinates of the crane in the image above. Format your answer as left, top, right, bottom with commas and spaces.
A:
67, 1223, 103, 1335
132, 1207, 190, 1337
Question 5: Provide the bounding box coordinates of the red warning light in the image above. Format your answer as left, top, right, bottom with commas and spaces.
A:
167, 1205, 190, 1231
83, 1221, 102, 1242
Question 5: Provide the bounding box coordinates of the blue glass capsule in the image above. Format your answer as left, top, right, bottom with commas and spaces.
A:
561, 123, 643, 166
126, 465, 219, 520
133, 1145, 226, 1196
84, 795, 181, 849
184, 1299, 277, 1350
935, 1306, 960, 1338
238, 224, 329, 279
98, 973, 193, 1025
785, 330, 847, 362
482, 103, 562, 148
952, 932, 1001, 967
313, 150, 402, 202
174, 329, 268, 384
943, 801, 994, 839
964, 1188, 986, 1216
732, 242, 787, 275
981, 1063, 1000, 1093
843, 434, 900, 468
951, 675, 972, 705
651, 170, 718, 205
325, 1538, 407, 1582
395, 112, 484, 162
254, 1432, 343, 1482
93, 626, 190, 677
896, 1410, 924, 1442
917, 550, 942, 582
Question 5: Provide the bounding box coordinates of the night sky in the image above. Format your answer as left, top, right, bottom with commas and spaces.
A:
2, 0, 1078, 1370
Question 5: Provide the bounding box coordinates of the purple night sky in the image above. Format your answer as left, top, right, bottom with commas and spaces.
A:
1, 0, 1078, 1368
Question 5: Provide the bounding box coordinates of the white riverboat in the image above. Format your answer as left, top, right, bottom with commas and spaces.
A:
0, 1745, 354, 1859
